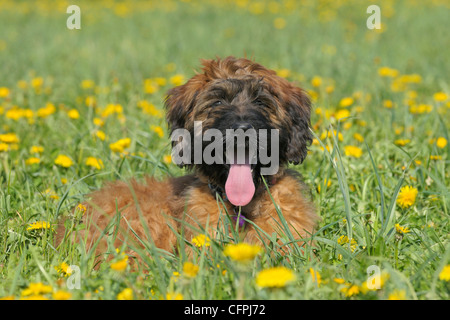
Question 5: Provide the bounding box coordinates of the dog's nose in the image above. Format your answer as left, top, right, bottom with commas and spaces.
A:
232, 122, 253, 131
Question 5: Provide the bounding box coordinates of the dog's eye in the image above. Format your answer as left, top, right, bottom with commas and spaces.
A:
253, 99, 265, 107
211, 101, 222, 107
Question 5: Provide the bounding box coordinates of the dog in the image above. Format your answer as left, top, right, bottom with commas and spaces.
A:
66, 56, 318, 259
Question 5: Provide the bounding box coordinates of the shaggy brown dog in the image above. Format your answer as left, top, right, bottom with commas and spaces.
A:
65, 57, 318, 258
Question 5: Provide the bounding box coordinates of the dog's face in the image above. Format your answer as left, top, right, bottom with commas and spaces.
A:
165, 57, 312, 206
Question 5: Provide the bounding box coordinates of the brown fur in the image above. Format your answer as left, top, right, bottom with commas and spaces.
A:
59, 57, 318, 260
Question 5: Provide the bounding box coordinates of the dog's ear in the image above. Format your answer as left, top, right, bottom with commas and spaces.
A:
164, 81, 199, 133
283, 86, 312, 165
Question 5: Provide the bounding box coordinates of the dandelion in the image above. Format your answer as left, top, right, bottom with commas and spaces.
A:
394, 139, 411, 146
52, 290, 72, 300
67, 109, 80, 119
334, 109, 350, 121
109, 138, 131, 153
37, 102, 56, 118
333, 278, 346, 284
396, 186, 418, 208
339, 97, 354, 108
165, 292, 183, 300
255, 266, 296, 288
0, 132, 20, 144
0, 87, 10, 98
378, 67, 399, 77
383, 100, 394, 108
429, 155, 442, 160
0, 143, 9, 152
395, 223, 410, 234
436, 137, 447, 149
276, 69, 291, 78
117, 288, 133, 300
311, 76, 322, 88
30, 145, 44, 154
309, 268, 322, 287
54, 262, 73, 277
95, 130, 106, 141
409, 104, 432, 114
163, 154, 172, 164
438, 265, 450, 281
340, 284, 360, 297
353, 133, 364, 142
21, 282, 52, 297
170, 74, 185, 86
85, 157, 104, 170
150, 125, 164, 138
223, 243, 262, 263
273, 17, 286, 29
76, 203, 87, 215
44, 189, 59, 199
85, 96, 96, 107
183, 262, 199, 278
25, 157, 40, 165
27, 221, 53, 231
388, 289, 406, 300
54, 154, 74, 168
433, 92, 448, 102
80, 79, 95, 89
337, 235, 357, 252
192, 234, 211, 247
344, 145, 363, 158
110, 256, 128, 272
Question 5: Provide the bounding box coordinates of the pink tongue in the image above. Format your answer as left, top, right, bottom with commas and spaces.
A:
225, 164, 255, 206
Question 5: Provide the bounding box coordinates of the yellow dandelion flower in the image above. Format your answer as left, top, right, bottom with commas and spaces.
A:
170, 74, 185, 86
333, 278, 346, 284
0, 87, 10, 98
85, 96, 96, 107
117, 288, 133, 300
0, 143, 9, 152
165, 292, 183, 300
163, 154, 172, 164
192, 234, 211, 247
383, 100, 394, 108
21, 282, 52, 297
335, 109, 350, 121
31, 77, 44, 89
54, 154, 74, 168
25, 157, 41, 165
439, 265, 450, 281
109, 138, 131, 153
37, 103, 56, 118
309, 268, 322, 287
52, 290, 72, 300
110, 256, 128, 272
394, 139, 411, 146
80, 79, 95, 89
54, 262, 73, 277
433, 92, 448, 102
85, 157, 104, 170
150, 125, 164, 138
388, 289, 406, 300
344, 145, 363, 158
337, 235, 357, 252
341, 284, 360, 297
95, 130, 106, 141
183, 262, 199, 278
67, 109, 80, 120
339, 97, 354, 108
0, 132, 20, 144
311, 76, 322, 88
396, 186, 418, 208
76, 203, 87, 215
395, 224, 410, 234
273, 17, 286, 30
30, 145, 44, 154
378, 67, 399, 77
255, 266, 296, 288
27, 221, 53, 231
436, 137, 447, 149
276, 69, 291, 79
353, 133, 364, 142
223, 243, 262, 262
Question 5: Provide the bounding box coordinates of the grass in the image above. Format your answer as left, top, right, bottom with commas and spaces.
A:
0, 0, 449, 300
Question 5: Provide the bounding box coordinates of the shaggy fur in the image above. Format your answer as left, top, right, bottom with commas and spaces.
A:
63, 56, 318, 258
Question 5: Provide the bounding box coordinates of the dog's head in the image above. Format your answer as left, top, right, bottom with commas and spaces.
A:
165, 56, 312, 206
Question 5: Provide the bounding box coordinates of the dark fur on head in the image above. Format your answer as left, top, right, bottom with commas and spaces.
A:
164, 56, 312, 190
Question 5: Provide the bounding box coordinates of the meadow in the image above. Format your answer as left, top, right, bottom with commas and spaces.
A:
0, 0, 449, 300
